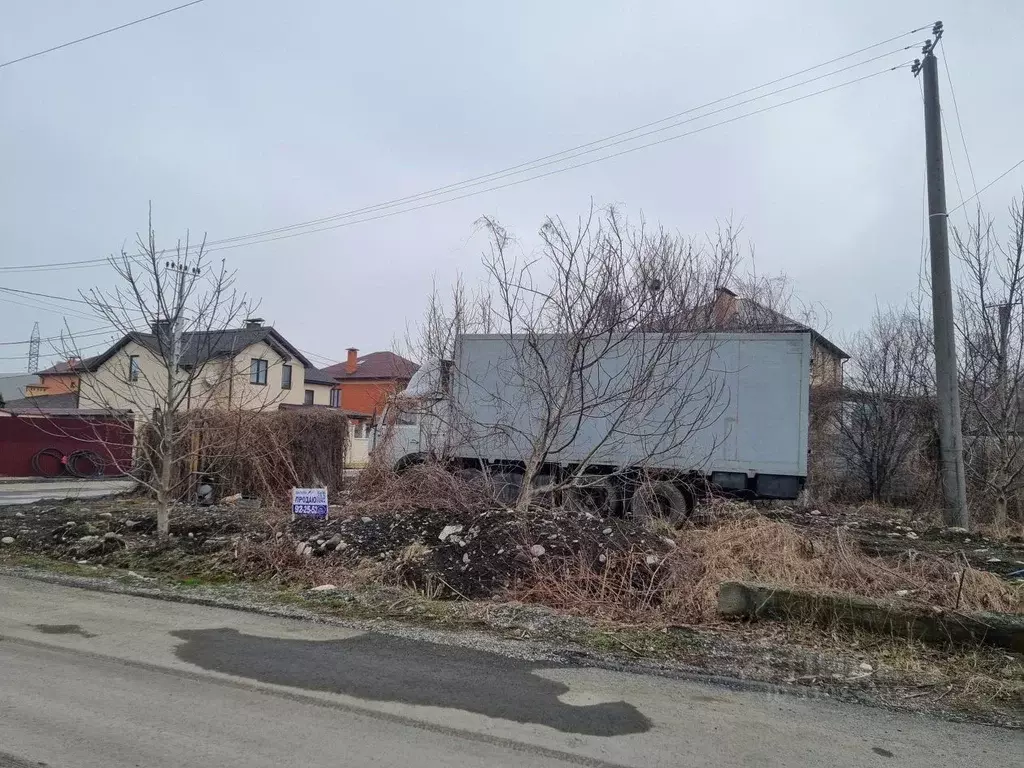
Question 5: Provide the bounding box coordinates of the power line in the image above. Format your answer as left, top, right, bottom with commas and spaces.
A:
0, 285, 91, 305
202, 63, 910, 252
0, 25, 930, 273
0, 0, 208, 70
0, 293, 99, 323
938, 39, 978, 199
0, 259, 110, 274
208, 37, 931, 247
0, 326, 119, 347
947, 158, 1024, 216
0, 337, 112, 362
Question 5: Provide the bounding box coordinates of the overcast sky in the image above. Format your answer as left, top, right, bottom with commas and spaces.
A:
1, 0, 1022, 371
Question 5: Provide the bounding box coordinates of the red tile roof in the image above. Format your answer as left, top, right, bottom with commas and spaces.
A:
322, 351, 419, 381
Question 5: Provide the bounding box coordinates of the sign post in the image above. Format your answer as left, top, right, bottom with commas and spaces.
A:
291, 487, 329, 521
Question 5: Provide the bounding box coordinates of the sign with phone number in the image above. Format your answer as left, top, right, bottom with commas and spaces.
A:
292, 488, 328, 520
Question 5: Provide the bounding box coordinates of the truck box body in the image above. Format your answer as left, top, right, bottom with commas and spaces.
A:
443, 332, 810, 489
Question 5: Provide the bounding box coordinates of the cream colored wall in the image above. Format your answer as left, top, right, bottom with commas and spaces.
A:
79, 339, 178, 413
221, 340, 333, 408
79, 337, 336, 414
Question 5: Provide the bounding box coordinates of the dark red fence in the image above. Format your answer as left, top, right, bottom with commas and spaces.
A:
0, 413, 134, 478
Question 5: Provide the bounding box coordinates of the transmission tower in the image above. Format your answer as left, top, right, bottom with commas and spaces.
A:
27, 322, 40, 373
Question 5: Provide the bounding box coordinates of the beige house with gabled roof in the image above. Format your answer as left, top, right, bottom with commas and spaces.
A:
77, 319, 336, 414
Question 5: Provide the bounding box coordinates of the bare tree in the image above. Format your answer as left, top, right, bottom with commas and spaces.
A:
826, 307, 933, 502
66, 209, 251, 536
403, 206, 741, 519
955, 194, 1024, 525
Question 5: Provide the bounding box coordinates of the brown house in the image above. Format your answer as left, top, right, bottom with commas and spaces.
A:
322, 349, 419, 419
709, 287, 848, 388
25, 357, 91, 398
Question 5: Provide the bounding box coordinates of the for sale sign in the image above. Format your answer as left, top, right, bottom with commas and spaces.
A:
291, 487, 328, 520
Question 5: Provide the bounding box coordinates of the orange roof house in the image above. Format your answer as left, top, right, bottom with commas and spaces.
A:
25, 357, 93, 398
321, 349, 419, 417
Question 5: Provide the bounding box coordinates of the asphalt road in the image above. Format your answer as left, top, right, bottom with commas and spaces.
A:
0, 576, 1019, 767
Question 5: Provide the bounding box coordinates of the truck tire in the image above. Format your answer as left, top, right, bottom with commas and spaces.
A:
629, 480, 692, 526
394, 454, 425, 473
566, 476, 622, 517
528, 473, 555, 507
456, 467, 488, 489
492, 472, 523, 505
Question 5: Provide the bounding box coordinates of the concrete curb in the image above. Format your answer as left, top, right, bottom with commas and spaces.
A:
719, 580, 1024, 653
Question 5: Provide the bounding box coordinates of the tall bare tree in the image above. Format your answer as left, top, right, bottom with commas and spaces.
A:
827, 307, 933, 502
403, 206, 741, 519
67, 210, 251, 536
955, 194, 1024, 525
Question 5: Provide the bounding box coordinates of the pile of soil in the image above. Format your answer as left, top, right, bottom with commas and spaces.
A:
290, 506, 672, 598
0, 499, 671, 599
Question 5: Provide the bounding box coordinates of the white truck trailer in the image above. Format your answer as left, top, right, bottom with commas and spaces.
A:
371, 331, 810, 521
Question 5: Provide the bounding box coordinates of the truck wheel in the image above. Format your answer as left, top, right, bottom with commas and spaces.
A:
566, 476, 623, 517
630, 481, 692, 527
492, 472, 523, 505
456, 467, 488, 491
528, 474, 555, 507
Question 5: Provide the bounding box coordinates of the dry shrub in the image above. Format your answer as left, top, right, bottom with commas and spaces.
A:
513, 514, 1023, 625
148, 409, 349, 503
515, 547, 674, 621
350, 461, 496, 514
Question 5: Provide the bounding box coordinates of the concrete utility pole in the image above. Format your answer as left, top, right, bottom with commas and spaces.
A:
914, 21, 969, 528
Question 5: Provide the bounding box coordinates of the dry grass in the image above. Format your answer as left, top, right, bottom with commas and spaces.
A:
671, 516, 1021, 618
351, 461, 497, 515
513, 514, 1024, 625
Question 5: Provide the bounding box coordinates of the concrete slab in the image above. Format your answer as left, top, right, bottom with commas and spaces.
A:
0, 478, 137, 506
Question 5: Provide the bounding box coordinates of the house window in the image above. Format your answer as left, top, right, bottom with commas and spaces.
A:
250, 358, 268, 385
330, 389, 340, 407
281, 364, 292, 390
304, 389, 314, 405
128, 355, 140, 382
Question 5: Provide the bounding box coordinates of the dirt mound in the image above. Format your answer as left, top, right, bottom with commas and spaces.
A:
289, 507, 671, 598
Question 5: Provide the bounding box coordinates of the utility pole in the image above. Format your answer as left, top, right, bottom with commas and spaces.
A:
27, 321, 40, 373
913, 21, 969, 528
165, 260, 199, 374
995, 302, 1011, 401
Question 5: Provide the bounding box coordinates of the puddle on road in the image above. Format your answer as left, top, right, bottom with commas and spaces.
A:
171, 627, 651, 736
31, 623, 96, 638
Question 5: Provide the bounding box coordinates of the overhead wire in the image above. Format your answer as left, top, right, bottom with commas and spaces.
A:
937, 38, 978, 199
0, 25, 931, 273
206, 38, 930, 247
947, 158, 1024, 216
0, 326, 120, 347
0, 293, 101, 323
200, 63, 913, 253
0, 0, 208, 70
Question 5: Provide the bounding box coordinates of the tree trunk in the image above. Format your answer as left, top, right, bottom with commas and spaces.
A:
994, 493, 1008, 529
156, 409, 174, 537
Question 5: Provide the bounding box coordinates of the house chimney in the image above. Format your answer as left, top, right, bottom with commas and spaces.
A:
151, 319, 172, 340
346, 348, 359, 374
244, 317, 264, 329
711, 286, 738, 327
